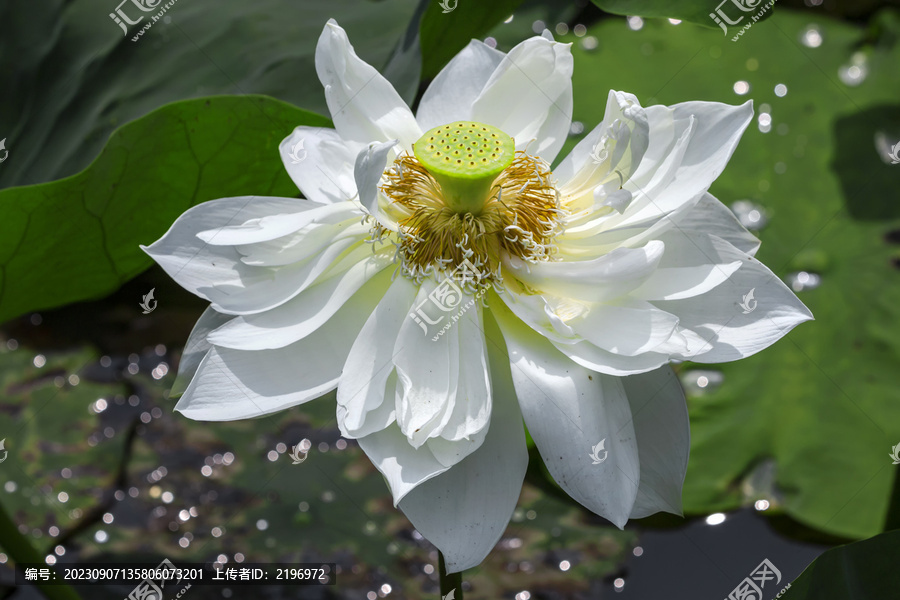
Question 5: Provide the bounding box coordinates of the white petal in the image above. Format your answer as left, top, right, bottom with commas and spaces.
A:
503, 240, 664, 303
355, 140, 400, 230
316, 20, 421, 148
653, 238, 813, 362
552, 338, 670, 376
197, 201, 359, 246
393, 279, 460, 448
555, 90, 649, 194
572, 299, 680, 357
174, 287, 375, 420
424, 305, 493, 468
337, 275, 419, 439
142, 196, 333, 315
398, 313, 527, 574
278, 127, 363, 204
170, 307, 235, 397
673, 193, 760, 257
492, 301, 639, 527
622, 366, 689, 518
471, 36, 573, 163
207, 247, 394, 350
416, 40, 505, 131
621, 100, 753, 227
357, 420, 450, 506
630, 230, 743, 301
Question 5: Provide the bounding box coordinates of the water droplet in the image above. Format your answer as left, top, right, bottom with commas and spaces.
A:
581, 36, 599, 51
559, 560, 571, 571
733, 81, 750, 95
730, 200, 769, 230
706, 513, 727, 525
838, 52, 868, 86
504, 15, 514, 24
256, 519, 268, 531
94, 530, 109, 543
33, 354, 46, 368
573, 24, 587, 37
680, 370, 725, 396
531, 20, 545, 34
568, 121, 585, 137
484, 37, 497, 49
6, 339, 18, 350
800, 25, 823, 47
555, 23, 568, 36
668, 18, 682, 25
774, 83, 788, 97
755, 499, 771, 511
627, 16, 644, 31
786, 271, 821, 292
614, 578, 625, 591
633, 546, 644, 556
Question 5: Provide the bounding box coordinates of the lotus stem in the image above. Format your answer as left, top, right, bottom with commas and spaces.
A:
438, 550, 463, 600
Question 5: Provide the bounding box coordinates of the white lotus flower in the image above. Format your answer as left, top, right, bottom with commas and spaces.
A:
143, 20, 812, 572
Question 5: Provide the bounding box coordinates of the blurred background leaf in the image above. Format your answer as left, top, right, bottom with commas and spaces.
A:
0, 0, 417, 188
781, 528, 900, 599
590, 0, 772, 29
0, 96, 328, 323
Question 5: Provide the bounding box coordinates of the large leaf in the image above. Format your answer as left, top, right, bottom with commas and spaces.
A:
562, 10, 900, 539
780, 529, 900, 599
419, 0, 527, 79
592, 0, 774, 29
0, 0, 416, 188
0, 96, 329, 324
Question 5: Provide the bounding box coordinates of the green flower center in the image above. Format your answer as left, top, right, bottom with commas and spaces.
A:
412, 122, 516, 215
378, 121, 563, 288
